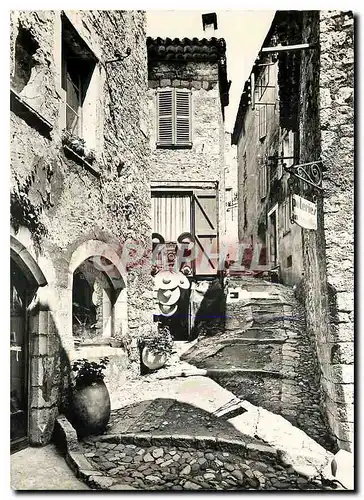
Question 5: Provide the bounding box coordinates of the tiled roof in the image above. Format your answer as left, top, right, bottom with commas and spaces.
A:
147, 36, 226, 62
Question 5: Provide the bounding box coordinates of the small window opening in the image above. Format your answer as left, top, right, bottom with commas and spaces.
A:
12, 25, 39, 93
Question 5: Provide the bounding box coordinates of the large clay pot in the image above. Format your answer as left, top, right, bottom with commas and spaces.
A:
70, 380, 110, 438
141, 346, 167, 370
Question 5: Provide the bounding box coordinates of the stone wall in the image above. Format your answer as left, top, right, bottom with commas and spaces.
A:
10, 10, 153, 445
148, 60, 226, 235
299, 10, 354, 451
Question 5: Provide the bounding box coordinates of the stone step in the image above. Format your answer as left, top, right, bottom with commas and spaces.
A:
243, 327, 287, 339
220, 336, 287, 345
196, 343, 282, 372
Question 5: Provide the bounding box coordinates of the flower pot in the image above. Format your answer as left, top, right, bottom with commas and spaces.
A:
141, 346, 167, 370
109, 338, 123, 348
70, 380, 110, 438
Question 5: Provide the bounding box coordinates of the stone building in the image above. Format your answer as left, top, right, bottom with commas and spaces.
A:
10, 10, 154, 452
147, 33, 230, 339
232, 10, 354, 451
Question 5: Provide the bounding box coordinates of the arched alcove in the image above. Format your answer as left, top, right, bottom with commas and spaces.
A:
68, 240, 127, 344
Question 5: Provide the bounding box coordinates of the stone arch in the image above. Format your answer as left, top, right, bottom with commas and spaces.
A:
68, 239, 126, 291
10, 235, 47, 290
68, 240, 128, 342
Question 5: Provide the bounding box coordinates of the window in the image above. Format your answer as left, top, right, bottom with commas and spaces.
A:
152, 194, 191, 242
259, 162, 267, 199
157, 89, 192, 147
61, 14, 97, 137
283, 199, 291, 234
151, 188, 218, 275
259, 104, 267, 140
257, 65, 270, 100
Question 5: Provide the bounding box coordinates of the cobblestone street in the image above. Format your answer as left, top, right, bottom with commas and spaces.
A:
62, 374, 335, 491
81, 439, 320, 491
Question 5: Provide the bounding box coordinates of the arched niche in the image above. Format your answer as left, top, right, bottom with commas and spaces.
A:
68, 240, 127, 343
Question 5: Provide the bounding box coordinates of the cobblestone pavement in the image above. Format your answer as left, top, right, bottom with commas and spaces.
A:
81, 438, 325, 491
78, 398, 329, 491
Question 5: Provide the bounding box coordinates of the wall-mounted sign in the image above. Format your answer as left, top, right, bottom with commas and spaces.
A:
291, 194, 317, 230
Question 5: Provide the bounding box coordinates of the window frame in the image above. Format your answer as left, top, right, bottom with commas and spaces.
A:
259, 161, 267, 200
60, 13, 97, 140
258, 104, 267, 140
282, 199, 291, 235
62, 47, 83, 136
156, 88, 192, 148
257, 65, 270, 100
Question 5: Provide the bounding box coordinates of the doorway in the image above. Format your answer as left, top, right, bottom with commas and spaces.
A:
10, 259, 29, 453
267, 204, 279, 268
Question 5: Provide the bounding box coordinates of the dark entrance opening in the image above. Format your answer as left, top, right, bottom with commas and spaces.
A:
10, 258, 29, 453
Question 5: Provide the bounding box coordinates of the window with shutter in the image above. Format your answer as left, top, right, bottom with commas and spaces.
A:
157, 90, 173, 145
175, 90, 191, 145
156, 89, 191, 147
151, 187, 219, 276
259, 104, 267, 140
259, 163, 267, 200
61, 14, 96, 138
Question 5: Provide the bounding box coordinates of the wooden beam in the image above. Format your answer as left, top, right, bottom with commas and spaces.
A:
261, 43, 314, 53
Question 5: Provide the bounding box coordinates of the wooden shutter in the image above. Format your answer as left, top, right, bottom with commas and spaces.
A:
259, 163, 267, 199
175, 89, 191, 145
259, 104, 267, 139
157, 90, 173, 145
193, 189, 218, 275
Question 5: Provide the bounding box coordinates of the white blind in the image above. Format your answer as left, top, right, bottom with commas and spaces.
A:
152, 195, 191, 242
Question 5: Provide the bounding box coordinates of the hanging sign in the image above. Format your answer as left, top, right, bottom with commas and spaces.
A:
291, 194, 317, 230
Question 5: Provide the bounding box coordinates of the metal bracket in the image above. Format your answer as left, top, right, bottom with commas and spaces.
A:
104, 47, 131, 65
284, 160, 324, 191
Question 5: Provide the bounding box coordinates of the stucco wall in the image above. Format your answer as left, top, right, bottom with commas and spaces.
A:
10, 10, 153, 444
300, 10, 354, 451
224, 131, 238, 243
148, 60, 226, 236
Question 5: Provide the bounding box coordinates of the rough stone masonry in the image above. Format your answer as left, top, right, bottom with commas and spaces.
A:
299, 10, 354, 451
10, 10, 154, 446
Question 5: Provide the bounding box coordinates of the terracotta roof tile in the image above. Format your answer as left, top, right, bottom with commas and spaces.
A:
147, 36, 226, 63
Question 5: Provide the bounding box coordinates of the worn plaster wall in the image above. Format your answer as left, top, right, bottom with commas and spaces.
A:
148, 61, 226, 236
10, 10, 153, 445
224, 132, 238, 243
299, 10, 354, 451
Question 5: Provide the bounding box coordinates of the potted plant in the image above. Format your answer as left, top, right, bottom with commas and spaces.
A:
140, 324, 173, 371
62, 130, 96, 164
68, 356, 111, 438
